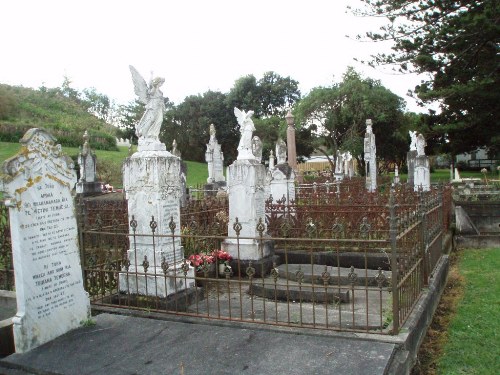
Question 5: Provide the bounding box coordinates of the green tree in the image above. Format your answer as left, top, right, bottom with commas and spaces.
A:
353, 0, 500, 157
161, 91, 238, 163
295, 68, 407, 173
225, 71, 301, 118
81, 87, 113, 123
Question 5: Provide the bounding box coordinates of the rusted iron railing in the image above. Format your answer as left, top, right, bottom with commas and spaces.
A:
78, 184, 450, 335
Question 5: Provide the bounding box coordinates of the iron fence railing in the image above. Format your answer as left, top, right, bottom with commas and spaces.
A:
79, 185, 449, 335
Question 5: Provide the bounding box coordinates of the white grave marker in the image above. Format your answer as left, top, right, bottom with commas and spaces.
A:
0, 129, 90, 353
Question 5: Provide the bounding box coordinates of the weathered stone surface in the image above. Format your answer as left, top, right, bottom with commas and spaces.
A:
120, 149, 195, 296
223, 159, 269, 260
364, 119, 377, 192
0, 129, 90, 353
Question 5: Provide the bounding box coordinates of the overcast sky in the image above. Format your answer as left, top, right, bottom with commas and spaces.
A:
0, 0, 428, 112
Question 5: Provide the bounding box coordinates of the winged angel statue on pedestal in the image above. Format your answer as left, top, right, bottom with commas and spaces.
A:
234, 107, 256, 160
129, 65, 165, 145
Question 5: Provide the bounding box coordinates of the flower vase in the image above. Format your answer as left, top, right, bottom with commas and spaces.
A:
218, 263, 227, 277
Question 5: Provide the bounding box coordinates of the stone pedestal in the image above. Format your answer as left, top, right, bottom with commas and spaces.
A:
414, 155, 430, 191
120, 148, 194, 296
407, 150, 417, 186
222, 159, 269, 260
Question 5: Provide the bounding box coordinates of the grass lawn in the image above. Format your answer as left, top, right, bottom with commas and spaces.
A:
415, 248, 500, 374
0, 141, 208, 187
435, 248, 500, 374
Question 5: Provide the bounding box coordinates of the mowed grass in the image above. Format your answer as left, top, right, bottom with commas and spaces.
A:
0, 141, 208, 187
436, 248, 500, 374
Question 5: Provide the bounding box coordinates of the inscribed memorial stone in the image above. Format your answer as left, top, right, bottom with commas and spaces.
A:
0, 129, 89, 353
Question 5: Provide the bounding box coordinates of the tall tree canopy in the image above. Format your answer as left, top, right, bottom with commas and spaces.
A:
226, 71, 301, 118
295, 68, 408, 172
353, 0, 500, 156
161, 91, 238, 163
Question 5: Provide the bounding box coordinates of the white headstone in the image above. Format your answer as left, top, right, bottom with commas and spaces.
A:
0, 129, 90, 353
205, 124, 225, 183
76, 131, 101, 195
269, 165, 296, 205
363, 119, 377, 192
252, 136, 263, 163
413, 133, 430, 191
276, 138, 287, 165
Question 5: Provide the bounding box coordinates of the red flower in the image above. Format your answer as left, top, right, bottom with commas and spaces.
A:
211, 250, 232, 262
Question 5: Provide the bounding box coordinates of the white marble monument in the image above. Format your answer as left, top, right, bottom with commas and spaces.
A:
0, 129, 90, 353
205, 124, 225, 184
413, 133, 430, 191
342, 151, 355, 178
120, 67, 194, 296
222, 108, 271, 260
76, 130, 102, 195
334, 151, 344, 181
407, 130, 418, 186
363, 119, 377, 192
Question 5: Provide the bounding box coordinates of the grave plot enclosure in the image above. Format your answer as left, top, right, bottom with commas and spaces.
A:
79, 182, 451, 335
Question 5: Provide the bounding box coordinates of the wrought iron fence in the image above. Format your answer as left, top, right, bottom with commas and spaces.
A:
78, 185, 450, 335
0, 201, 14, 291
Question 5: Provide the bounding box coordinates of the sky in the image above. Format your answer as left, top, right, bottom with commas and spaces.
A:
0, 0, 428, 112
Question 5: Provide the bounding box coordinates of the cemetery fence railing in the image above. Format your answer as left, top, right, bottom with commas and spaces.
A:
77, 185, 450, 335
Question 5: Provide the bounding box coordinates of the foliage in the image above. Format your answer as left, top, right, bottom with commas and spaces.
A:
0, 83, 118, 150
295, 68, 408, 173
353, 0, 500, 157
161, 91, 238, 163
226, 71, 301, 118
437, 248, 500, 374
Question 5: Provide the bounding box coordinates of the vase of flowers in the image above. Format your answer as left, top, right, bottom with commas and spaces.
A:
188, 252, 215, 284
212, 250, 232, 277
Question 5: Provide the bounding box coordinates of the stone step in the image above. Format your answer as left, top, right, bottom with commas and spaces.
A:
277, 264, 391, 287
248, 280, 350, 304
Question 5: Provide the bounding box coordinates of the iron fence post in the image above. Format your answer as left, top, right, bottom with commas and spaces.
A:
418, 191, 429, 285
75, 194, 86, 282
389, 188, 399, 334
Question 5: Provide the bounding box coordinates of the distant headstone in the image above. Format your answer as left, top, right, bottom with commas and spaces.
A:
363, 119, 377, 192
0, 129, 90, 353
414, 133, 430, 191
276, 138, 287, 165
170, 140, 187, 206
268, 150, 275, 170
407, 130, 418, 185
269, 164, 296, 205
334, 151, 344, 181
76, 130, 102, 195
342, 151, 355, 178
252, 136, 263, 163
204, 124, 226, 196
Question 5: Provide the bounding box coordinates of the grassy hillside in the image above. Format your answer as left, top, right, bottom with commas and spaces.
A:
0, 141, 208, 187
0, 84, 118, 150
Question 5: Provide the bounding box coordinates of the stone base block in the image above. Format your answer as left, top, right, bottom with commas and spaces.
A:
222, 238, 274, 260
76, 181, 102, 195
119, 264, 195, 297
229, 255, 280, 278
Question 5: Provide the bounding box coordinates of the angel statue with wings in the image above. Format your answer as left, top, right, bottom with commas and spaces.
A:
129, 65, 166, 143
234, 107, 256, 160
